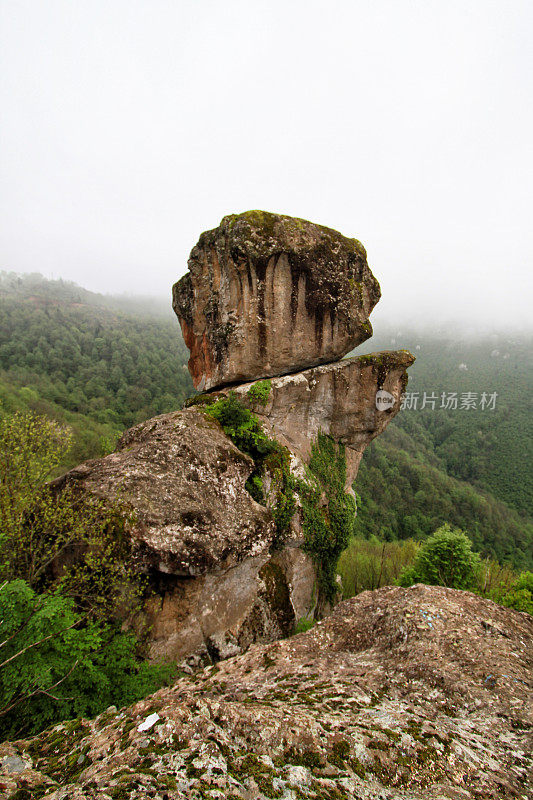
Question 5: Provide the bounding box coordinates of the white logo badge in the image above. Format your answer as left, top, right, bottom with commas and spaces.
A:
375, 390, 395, 411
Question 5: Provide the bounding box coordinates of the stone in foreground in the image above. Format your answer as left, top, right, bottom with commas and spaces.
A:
6, 585, 531, 798
173, 211, 381, 390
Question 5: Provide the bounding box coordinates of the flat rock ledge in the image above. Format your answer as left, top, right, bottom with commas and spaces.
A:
3, 585, 531, 799
233, 349, 415, 486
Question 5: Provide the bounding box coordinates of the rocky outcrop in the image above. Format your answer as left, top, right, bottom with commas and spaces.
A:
233, 350, 414, 486
5, 585, 531, 799
52, 408, 274, 577
146, 548, 317, 665
46, 213, 412, 668
51, 408, 318, 665
173, 211, 381, 390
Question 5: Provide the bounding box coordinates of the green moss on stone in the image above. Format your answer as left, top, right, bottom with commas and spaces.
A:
246, 379, 272, 406
298, 433, 356, 601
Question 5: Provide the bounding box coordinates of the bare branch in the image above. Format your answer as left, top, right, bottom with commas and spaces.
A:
0, 619, 82, 670
0, 659, 80, 717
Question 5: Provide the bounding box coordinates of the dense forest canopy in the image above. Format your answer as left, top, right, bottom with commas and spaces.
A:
0, 271, 193, 465
358, 328, 533, 517
354, 328, 533, 568
1, 271, 531, 569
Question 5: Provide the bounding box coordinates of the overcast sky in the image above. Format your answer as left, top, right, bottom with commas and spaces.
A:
1, 0, 531, 328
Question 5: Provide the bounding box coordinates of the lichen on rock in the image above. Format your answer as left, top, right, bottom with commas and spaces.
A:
52, 407, 275, 578
6, 586, 531, 799
173, 211, 381, 390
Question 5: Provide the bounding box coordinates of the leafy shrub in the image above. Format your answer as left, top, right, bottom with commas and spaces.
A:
338, 531, 533, 619
0, 580, 173, 740
204, 392, 278, 464
0, 411, 143, 619
338, 537, 419, 598
246, 379, 272, 406
204, 393, 296, 548
0, 410, 174, 739
399, 524, 481, 589
489, 570, 533, 615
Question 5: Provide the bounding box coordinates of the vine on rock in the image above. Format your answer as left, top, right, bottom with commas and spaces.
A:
201, 392, 296, 549
200, 393, 356, 601
298, 433, 357, 602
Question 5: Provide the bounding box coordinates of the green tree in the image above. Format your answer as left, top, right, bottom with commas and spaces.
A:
0, 410, 174, 739
0, 580, 171, 740
0, 411, 140, 620
490, 571, 533, 615
399, 524, 481, 590
338, 537, 419, 597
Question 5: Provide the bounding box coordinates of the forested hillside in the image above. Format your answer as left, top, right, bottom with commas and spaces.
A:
361, 328, 533, 514
0, 271, 193, 466
1, 272, 531, 568
355, 328, 533, 568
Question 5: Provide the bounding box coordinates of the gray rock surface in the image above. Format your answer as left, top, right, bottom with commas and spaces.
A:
173, 211, 381, 390
145, 547, 318, 665
52, 407, 274, 577
6, 585, 531, 799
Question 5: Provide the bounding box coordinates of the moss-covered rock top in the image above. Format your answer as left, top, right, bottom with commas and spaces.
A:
195, 211, 377, 314
215, 209, 368, 261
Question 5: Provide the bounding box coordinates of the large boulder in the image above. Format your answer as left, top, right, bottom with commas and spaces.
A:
51, 407, 318, 665
52, 408, 274, 577
146, 547, 317, 665
233, 350, 415, 486
173, 211, 381, 390
7, 585, 532, 799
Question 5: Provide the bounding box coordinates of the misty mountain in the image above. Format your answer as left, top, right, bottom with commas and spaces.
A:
1, 271, 531, 568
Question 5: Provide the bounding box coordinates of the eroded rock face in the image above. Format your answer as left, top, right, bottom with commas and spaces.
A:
8, 585, 531, 799
52, 408, 274, 577
173, 211, 381, 390
233, 350, 414, 486
146, 547, 318, 665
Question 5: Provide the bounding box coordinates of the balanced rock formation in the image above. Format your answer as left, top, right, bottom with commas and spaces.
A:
173, 211, 381, 390
51, 409, 317, 665
49, 349, 411, 664
46, 212, 413, 667
39, 211, 413, 669
49, 347, 412, 664
233, 350, 414, 487
4, 585, 531, 799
